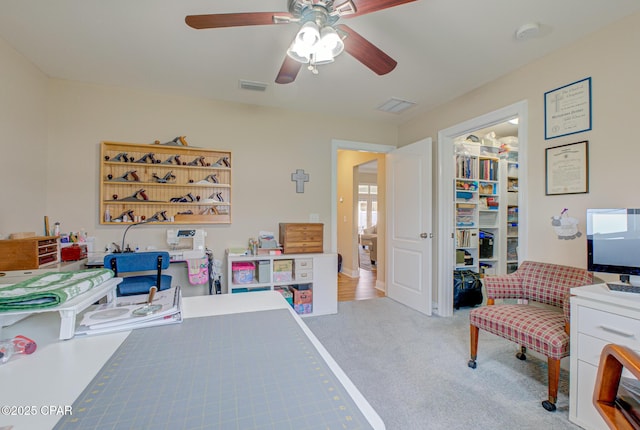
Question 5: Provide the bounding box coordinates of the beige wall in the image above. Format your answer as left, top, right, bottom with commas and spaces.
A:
0, 37, 48, 236
0, 53, 398, 261
399, 12, 640, 275
3, 11, 639, 289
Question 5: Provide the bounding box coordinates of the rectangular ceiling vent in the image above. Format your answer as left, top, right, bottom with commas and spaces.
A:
377, 97, 416, 114
239, 80, 268, 92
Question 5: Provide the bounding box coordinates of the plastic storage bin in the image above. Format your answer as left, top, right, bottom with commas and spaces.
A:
232, 262, 255, 284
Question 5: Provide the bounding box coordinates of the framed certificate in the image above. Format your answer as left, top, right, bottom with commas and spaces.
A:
545, 140, 589, 195
544, 77, 592, 140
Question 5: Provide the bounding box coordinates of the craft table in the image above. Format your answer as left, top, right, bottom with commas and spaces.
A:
0, 291, 384, 430
0, 277, 120, 340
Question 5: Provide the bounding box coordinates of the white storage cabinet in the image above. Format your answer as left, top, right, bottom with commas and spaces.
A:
225, 252, 337, 317
570, 283, 640, 429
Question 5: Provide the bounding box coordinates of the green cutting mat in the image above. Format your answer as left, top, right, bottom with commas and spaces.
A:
54, 309, 375, 429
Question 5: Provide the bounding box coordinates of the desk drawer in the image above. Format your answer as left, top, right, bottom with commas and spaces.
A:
295, 258, 313, 270
576, 333, 640, 367
294, 269, 313, 282
578, 306, 640, 346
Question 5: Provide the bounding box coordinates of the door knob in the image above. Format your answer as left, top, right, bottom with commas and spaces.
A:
420, 233, 428, 239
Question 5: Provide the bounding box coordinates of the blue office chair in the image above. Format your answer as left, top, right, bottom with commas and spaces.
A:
104, 251, 172, 296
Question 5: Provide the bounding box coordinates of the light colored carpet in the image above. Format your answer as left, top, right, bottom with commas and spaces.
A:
305, 298, 581, 430
359, 246, 374, 271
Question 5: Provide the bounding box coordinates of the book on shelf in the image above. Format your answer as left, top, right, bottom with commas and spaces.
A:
75, 286, 182, 337
456, 203, 476, 209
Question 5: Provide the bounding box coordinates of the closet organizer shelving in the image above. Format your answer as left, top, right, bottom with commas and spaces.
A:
100, 141, 232, 225
454, 139, 519, 276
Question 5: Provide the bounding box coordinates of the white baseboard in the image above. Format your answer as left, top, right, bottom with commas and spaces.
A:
341, 266, 360, 278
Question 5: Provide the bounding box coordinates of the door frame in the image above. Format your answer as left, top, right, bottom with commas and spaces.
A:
331, 139, 395, 285
436, 101, 528, 317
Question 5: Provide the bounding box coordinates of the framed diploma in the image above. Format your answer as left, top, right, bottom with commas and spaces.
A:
545, 141, 589, 195
544, 77, 592, 140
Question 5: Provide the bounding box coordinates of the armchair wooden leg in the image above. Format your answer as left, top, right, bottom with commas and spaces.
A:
542, 357, 560, 411
468, 325, 479, 369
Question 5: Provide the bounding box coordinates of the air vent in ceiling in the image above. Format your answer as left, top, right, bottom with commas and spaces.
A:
239, 80, 268, 92
377, 97, 416, 114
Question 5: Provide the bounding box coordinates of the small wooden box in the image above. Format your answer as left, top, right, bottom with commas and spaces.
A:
279, 223, 323, 254
0, 236, 60, 270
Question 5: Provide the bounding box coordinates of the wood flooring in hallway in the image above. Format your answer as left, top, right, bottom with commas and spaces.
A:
338, 267, 386, 302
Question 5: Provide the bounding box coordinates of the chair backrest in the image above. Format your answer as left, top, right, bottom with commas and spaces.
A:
103, 251, 170, 275
103, 251, 171, 296
518, 260, 593, 308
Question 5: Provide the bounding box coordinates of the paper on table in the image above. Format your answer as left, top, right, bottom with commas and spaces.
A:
76, 286, 181, 333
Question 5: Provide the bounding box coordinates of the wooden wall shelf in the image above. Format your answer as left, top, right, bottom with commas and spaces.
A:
100, 141, 232, 225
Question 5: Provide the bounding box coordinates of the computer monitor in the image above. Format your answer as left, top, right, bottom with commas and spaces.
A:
587, 208, 640, 284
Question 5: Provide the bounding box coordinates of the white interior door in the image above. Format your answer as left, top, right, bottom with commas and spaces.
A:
386, 138, 433, 315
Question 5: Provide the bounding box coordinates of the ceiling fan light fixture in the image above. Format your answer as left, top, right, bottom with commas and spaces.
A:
288, 23, 345, 67
310, 50, 334, 66
319, 26, 344, 57
287, 21, 320, 63
287, 42, 311, 63
296, 21, 320, 47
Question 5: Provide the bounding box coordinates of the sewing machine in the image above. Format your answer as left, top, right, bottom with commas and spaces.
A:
166, 229, 206, 261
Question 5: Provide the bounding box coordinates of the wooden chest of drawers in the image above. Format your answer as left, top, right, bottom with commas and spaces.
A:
279, 223, 323, 254
0, 236, 60, 270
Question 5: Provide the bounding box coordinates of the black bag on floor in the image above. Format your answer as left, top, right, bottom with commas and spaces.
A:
453, 270, 483, 309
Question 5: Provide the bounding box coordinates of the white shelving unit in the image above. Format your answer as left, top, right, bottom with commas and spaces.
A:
225, 252, 338, 317
505, 151, 519, 273
454, 139, 519, 276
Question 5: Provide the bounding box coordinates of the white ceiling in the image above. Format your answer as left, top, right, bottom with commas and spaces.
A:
1, 0, 639, 125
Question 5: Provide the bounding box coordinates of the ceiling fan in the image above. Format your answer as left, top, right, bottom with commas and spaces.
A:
185, 0, 417, 84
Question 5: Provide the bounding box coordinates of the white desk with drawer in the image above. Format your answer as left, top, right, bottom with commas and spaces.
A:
570, 283, 640, 429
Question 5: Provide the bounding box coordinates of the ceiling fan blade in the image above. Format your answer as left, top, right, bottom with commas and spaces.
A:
348, 0, 417, 18
185, 12, 293, 29
337, 24, 397, 75
275, 56, 303, 84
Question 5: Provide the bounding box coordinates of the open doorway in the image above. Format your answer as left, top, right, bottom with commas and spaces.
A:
331, 140, 394, 301
436, 100, 528, 316
357, 160, 378, 272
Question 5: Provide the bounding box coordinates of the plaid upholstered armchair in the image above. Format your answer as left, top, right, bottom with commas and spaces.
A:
467, 261, 593, 411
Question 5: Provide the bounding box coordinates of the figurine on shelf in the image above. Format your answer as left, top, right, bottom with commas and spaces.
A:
208, 192, 224, 202
147, 211, 168, 222
213, 156, 230, 168
117, 189, 149, 202
196, 174, 218, 184
200, 207, 218, 215
108, 170, 140, 182
187, 156, 206, 166
112, 210, 135, 223
105, 152, 129, 162
169, 193, 196, 203
154, 136, 189, 146
133, 152, 159, 164
160, 155, 180, 165
152, 172, 176, 183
